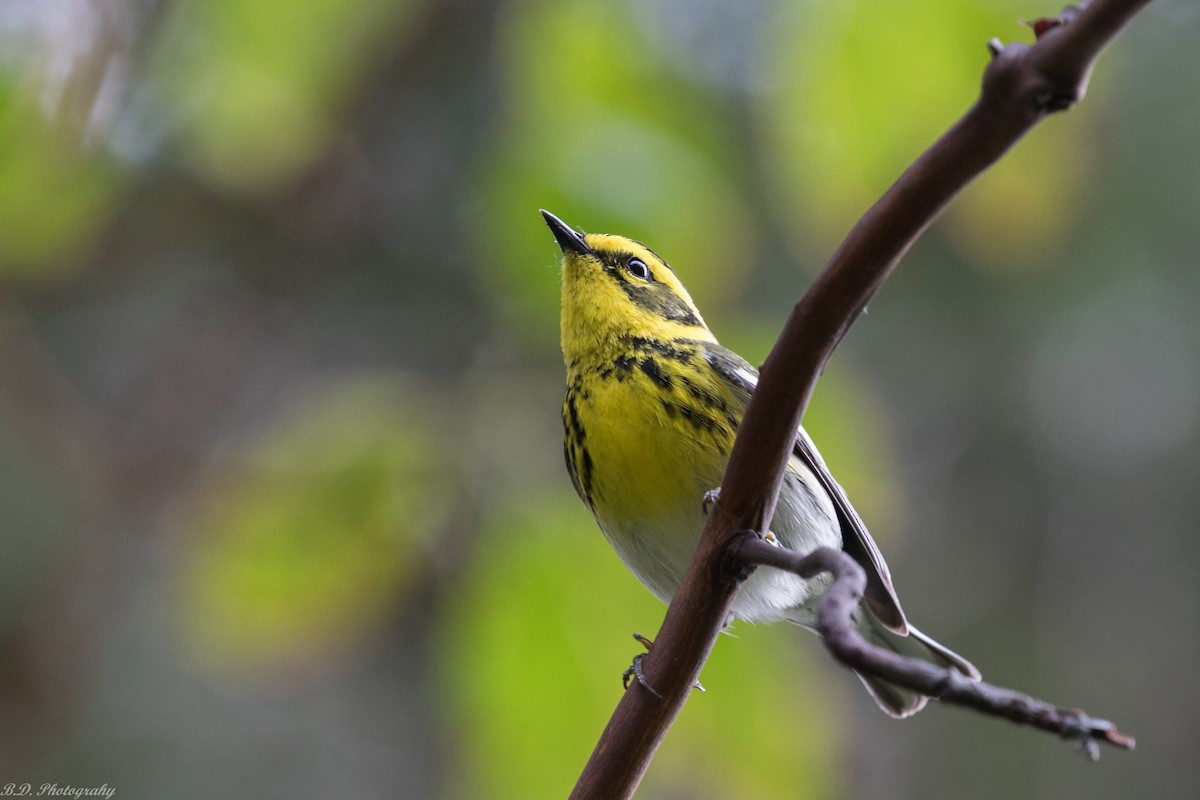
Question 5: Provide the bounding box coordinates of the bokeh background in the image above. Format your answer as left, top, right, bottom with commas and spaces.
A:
2, 0, 1198, 798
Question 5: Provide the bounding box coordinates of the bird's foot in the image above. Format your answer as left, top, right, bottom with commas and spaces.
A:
622, 633, 661, 697
621, 633, 704, 695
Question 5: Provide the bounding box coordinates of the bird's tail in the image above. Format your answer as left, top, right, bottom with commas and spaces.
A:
851, 610, 981, 718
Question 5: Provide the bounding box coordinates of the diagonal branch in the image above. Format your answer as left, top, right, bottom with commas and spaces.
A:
570, 2, 1154, 797
730, 535, 1136, 761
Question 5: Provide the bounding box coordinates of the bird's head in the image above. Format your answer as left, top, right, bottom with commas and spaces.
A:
542, 210, 713, 360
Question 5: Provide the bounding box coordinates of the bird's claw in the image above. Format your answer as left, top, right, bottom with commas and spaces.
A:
622, 633, 661, 697
621, 633, 704, 696
622, 653, 661, 698
702, 487, 721, 514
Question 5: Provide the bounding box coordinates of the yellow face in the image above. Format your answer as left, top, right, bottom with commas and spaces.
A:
555, 228, 715, 362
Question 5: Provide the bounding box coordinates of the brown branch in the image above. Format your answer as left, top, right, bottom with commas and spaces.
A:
731, 536, 1136, 760
569, 1, 1153, 797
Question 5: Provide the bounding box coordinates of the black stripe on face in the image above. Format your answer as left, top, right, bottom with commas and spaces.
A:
597, 251, 703, 327
620, 281, 702, 326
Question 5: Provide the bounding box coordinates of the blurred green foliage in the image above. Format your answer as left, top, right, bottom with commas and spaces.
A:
0, 1, 1197, 799
159, 0, 426, 193
0, 81, 116, 273
182, 375, 448, 674
763, 0, 1094, 263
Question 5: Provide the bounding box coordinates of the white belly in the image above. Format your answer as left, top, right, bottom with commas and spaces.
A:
596, 455, 842, 624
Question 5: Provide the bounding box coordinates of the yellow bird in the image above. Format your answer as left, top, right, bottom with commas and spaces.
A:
544, 209, 979, 717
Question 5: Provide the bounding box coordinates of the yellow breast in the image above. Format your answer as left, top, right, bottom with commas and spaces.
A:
563, 339, 741, 526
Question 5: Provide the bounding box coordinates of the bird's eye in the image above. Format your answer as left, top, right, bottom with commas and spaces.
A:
626, 257, 651, 280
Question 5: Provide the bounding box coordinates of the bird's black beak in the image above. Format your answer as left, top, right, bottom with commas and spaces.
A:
541, 209, 590, 256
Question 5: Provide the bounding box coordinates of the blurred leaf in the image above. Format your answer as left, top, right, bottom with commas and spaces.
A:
156, 0, 426, 193
180, 374, 450, 676
0, 81, 117, 276
943, 108, 1093, 270
438, 491, 840, 800
645, 621, 842, 800
760, 0, 1098, 266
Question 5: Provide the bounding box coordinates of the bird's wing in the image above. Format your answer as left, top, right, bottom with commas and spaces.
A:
703, 343, 908, 633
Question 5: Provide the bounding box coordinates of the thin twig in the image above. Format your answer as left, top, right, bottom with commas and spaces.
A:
730, 535, 1137, 761
570, 2, 1153, 797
